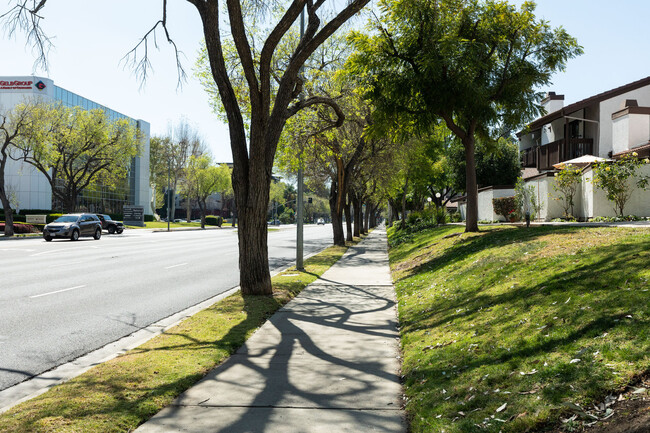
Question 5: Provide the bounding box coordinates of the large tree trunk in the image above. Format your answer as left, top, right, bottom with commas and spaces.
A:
363, 201, 370, 233
329, 190, 345, 246
197, 197, 206, 229
370, 204, 377, 228
0, 159, 14, 237
186, 195, 192, 223
234, 163, 272, 295
352, 193, 361, 238
344, 195, 353, 242
463, 136, 479, 232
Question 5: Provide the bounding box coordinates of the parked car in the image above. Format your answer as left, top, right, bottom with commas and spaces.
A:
96, 214, 124, 234
317, 218, 325, 225
43, 213, 102, 241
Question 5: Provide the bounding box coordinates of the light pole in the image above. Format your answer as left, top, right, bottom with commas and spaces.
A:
296, 7, 305, 271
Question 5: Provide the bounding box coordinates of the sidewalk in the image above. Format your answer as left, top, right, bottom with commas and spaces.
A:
136, 228, 406, 433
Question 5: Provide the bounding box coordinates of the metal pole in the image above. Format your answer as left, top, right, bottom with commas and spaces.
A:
167, 159, 171, 232
296, 8, 305, 271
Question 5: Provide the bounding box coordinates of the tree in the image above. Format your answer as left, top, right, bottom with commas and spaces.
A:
0, 102, 44, 236
186, 155, 232, 228
448, 136, 521, 193
6, 0, 370, 296
348, 0, 582, 232
592, 153, 649, 217
553, 163, 582, 219
150, 121, 204, 221
12, 103, 140, 213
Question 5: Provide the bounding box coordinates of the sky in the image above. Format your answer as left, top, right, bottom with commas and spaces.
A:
1, 0, 650, 164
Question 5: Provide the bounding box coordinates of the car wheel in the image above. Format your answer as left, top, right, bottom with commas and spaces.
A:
70, 229, 79, 241
94, 228, 102, 240
116, 228, 123, 234
44, 235, 52, 242
108, 225, 115, 234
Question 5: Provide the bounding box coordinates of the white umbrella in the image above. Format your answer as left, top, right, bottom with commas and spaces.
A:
553, 155, 608, 169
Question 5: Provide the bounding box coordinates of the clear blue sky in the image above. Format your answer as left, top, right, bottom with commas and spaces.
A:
1, 0, 649, 163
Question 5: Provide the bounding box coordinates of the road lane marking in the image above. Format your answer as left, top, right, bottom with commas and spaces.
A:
164, 263, 188, 270
31, 249, 64, 257
0, 249, 35, 252
30, 285, 86, 299
47, 260, 84, 268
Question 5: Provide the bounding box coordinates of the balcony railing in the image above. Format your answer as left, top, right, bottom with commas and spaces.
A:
520, 138, 593, 171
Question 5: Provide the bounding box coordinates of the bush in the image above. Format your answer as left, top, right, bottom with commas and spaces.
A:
0, 222, 39, 233
47, 213, 63, 223
19, 209, 54, 215
205, 215, 223, 227
492, 196, 517, 221
144, 214, 155, 222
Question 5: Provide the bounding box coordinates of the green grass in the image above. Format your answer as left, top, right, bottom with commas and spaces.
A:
388, 225, 650, 433
0, 238, 363, 432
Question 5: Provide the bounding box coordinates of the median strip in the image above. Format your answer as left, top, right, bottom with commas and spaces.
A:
30, 285, 86, 299
0, 236, 365, 433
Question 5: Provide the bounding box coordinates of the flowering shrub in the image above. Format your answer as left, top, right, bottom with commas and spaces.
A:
0, 223, 38, 234
492, 196, 517, 221
592, 153, 649, 217
553, 163, 582, 218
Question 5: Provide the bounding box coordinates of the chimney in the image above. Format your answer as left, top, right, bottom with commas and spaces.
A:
541, 91, 564, 115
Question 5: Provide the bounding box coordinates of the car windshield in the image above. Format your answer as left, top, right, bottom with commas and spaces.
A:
53, 215, 78, 223
103, 215, 112, 221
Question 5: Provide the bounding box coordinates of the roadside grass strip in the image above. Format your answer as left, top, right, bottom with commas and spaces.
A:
387, 225, 650, 433
0, 239, 362, 433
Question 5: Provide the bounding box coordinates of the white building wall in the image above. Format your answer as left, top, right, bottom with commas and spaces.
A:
477, 188, 515, 221
598, 87, 650, 157
134, 120, 151, 211
580, 165, 650, 218
612, 113, 650, 155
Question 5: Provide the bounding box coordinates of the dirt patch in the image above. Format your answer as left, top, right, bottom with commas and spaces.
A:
546, 375, 650, 433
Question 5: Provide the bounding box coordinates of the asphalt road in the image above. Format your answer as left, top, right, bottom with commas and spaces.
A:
0, 225, 334, 391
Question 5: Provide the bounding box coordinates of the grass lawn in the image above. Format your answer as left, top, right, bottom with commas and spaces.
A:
388, 225, 650, 433
0, 238, 363, 432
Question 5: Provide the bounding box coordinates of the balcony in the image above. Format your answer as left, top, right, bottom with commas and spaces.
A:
520, 138, 594, 171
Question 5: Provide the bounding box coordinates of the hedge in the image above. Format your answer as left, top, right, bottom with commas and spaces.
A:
205, 215, 223, 227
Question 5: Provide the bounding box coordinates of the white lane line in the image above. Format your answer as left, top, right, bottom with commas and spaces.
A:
30, 285, 86, 299
164, 262, 188, 270
0, 249, 35, 252
31, 249, 64, 257
47, 260, 84, 268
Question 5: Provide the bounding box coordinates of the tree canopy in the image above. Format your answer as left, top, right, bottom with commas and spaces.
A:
347, 0, 582, 231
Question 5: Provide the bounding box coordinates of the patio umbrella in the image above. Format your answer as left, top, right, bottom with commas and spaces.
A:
553, 155, 608, 169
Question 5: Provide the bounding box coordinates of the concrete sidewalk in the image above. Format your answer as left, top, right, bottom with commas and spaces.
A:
136, 228, 406, 433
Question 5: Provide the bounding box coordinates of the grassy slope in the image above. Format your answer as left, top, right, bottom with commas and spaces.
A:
388, 225, 650, 433
0, 242, 355, 433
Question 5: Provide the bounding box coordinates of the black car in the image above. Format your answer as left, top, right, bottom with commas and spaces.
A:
96, 214, 124, 234
43, 213, 102, 241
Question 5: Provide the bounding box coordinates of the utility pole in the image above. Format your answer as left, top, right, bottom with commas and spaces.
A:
296, 7, 305, 271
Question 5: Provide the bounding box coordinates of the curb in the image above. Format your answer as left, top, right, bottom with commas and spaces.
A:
0, 246, 326, 414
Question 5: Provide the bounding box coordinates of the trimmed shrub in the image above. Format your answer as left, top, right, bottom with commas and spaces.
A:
205, 215, 223, 227
19, 209, 54, 215
492, 196, 517, 221
144, 214, 155, 222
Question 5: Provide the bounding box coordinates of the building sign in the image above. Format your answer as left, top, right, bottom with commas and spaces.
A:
123, 205, 145, 227
0, 80, 34, 90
